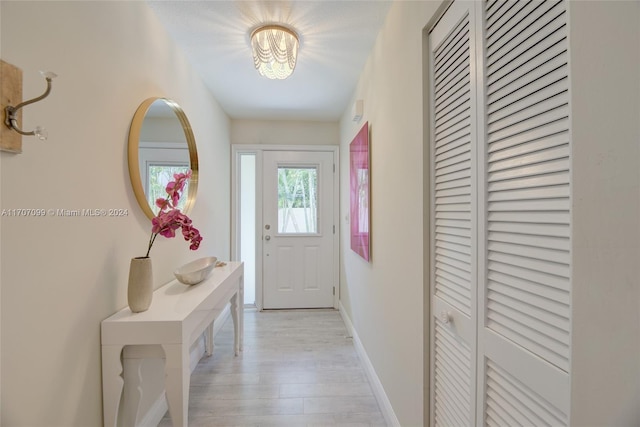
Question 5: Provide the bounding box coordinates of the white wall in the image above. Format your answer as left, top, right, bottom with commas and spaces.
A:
569, 1, 640, 425
140, 116, 186, 142
231, 119, 339, 145
0, 2, 230, 426
338, 2, 440, 425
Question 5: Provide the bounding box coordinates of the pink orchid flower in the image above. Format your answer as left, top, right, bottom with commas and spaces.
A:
155, 197, 170, 211
144, 170, 202, 258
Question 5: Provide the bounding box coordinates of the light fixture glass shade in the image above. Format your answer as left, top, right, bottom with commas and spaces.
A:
251, 25, 299, 80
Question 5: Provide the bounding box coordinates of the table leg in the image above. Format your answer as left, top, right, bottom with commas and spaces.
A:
101, 344, 125, 427
162, 343, 190, 427
230, 293, 240, 356
239, 274, 244, 351
205, 322, 215, 357
122, 355, 145, 426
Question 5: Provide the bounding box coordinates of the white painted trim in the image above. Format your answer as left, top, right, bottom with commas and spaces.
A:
230, 149, 240, 269
0, 130, 2, 423
331, 149, 340, 309
255, 149, 264, 311
135, 305, 231, 426
339, 302, 400, 427
233, 144, 339, 152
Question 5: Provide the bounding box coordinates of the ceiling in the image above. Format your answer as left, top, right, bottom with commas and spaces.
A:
147, 1, 392, 121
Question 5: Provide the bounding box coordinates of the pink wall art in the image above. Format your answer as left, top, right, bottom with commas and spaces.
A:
350, 122, 370, 261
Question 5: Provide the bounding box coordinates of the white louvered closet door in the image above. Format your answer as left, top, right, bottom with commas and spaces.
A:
428, 2, 479, 426
478, 0, 571, 425
429, 0, 572, 425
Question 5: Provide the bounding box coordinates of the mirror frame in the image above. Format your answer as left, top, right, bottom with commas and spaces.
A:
128, 97, 199, 220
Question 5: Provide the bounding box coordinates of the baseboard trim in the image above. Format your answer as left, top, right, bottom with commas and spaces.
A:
139, 304, 232, 426
338, 301, 400, 427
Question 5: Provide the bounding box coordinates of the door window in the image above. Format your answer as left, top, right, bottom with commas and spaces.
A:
277, 166, 318, 234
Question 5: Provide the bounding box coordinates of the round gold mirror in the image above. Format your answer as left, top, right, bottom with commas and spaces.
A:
128, 98, 199, 220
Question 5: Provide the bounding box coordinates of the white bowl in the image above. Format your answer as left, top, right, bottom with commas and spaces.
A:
174, 256, 218, 285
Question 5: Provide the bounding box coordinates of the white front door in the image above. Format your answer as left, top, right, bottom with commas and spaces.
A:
262, 150, 336, 309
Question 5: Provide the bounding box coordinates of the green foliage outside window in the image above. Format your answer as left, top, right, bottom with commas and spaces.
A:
148, 165, 190, 215
278, 167, 318, 233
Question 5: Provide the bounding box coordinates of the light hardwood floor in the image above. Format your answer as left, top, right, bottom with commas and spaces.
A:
159, 309, 387, 427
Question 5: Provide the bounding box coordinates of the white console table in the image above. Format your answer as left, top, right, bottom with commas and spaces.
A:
101, 261, 243, 427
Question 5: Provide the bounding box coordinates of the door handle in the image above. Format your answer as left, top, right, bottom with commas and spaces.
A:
265, 235, 271, 241
440, 311, 452, 324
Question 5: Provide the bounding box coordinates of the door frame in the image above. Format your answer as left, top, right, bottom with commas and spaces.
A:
231, 144, 340, 311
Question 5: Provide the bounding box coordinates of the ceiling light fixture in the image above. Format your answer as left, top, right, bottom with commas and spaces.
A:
250, 25, 299, 80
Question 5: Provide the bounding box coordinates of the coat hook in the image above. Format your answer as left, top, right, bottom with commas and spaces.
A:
4, 70, 57, 141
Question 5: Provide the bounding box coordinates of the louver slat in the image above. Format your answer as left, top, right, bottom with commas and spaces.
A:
435, 184, 471, 199
485, 360, 568, 426
484, 0, 570, 379
487, 81, 568, 130
486, 1, 565, 71
486, 0, 515, 22
489, 251, 569, 281
487, 48, 568, 102
488, 156, 569, 183
487, 295, 568, 344
434, 11, 473, 318
488, 276, 570, 317
489, 240, 569, 264
488, 220, 569, 238
488, 144, 570, 174
436, 225, 471, 239
488, 259, 568, 293
488, 22, 567, 90
434, 321, 471, 427
489, 230, 569, 251
436, 102, 471, 136
488, 171, 569, 193
487, 66, 568, 114
487, 127, 568, 162
486, 1, 543, 52
434, 124, 471, 153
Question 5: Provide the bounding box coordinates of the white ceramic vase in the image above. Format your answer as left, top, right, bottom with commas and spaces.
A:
128, 257, 153, 312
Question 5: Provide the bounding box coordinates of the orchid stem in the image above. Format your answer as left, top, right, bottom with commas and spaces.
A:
145, 233, 157, 258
